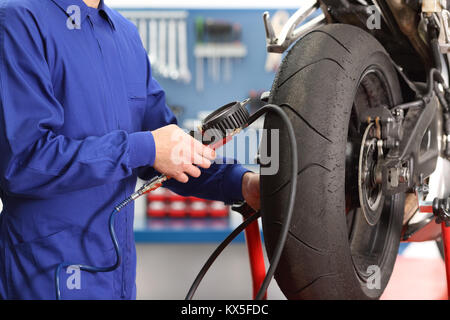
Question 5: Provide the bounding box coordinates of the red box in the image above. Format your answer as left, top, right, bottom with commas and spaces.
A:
209, 201, 229, 218
147, 201, 167, 218
146, 187, 230, 219
189, 200, 208, 218
168, 201, 188, 218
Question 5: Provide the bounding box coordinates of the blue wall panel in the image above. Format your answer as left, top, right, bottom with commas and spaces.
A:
156, 9, 281, 122
119, 8, 295, 123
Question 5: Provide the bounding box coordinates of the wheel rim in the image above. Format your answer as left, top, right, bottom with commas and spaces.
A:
345, 66, 397, 281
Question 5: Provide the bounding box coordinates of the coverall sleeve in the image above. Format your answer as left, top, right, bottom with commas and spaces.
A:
0, 5, 156, 198
137, 47, 249, 204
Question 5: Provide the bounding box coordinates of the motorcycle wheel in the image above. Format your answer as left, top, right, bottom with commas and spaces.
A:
261, 24, 405, 299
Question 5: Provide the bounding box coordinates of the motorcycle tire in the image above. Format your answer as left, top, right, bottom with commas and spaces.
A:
261, 24, 405, 299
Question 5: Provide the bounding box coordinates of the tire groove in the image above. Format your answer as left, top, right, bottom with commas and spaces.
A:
277, 58, 345, 89
304, 29, 352, 53
292, 273, 338, 295
271, 222, 330, 255
271, 221, 330, 254
281, 104, 333, 143
263, 162, 331, 197
288, 230, 329, 255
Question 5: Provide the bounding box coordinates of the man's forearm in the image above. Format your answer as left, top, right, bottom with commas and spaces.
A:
161, 161, 249, 204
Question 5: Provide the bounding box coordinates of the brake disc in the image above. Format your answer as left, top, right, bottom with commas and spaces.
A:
358, 123, 385, 226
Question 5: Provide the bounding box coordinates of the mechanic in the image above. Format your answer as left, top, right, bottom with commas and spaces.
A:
0, 0, 260, 299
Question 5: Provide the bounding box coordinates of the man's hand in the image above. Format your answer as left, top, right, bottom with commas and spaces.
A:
152, 124, 216, 183
242, 172, 260, 211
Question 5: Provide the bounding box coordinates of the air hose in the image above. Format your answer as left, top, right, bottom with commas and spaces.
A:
55, 204, 124, 300
55, 102, 298, 301
55, 175, 167, 300
185, 104, 298, 301
185, 210, 261, 300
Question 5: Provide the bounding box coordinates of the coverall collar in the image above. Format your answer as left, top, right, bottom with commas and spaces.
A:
50, 0, 116, 30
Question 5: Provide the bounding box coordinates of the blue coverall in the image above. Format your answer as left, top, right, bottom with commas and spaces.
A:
0, 0, 248, 299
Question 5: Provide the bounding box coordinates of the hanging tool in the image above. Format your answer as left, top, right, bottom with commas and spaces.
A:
168, 19, 179, 80
158, 19, 168, 77
195, 18, 246, 90
149, 18, 158, 67
212, 48, 220, 83
223, 56, 232, 82
138, 18, 148, 54
178, 19, 191, 83
119, 10, 191, 81
196, 55, 204, 91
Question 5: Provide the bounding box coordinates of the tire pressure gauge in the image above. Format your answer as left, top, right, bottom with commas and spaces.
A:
201, 99, 250, 146
131, 99, 252, 198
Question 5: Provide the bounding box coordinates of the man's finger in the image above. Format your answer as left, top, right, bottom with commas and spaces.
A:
199, 145, 216, 161
183, 164, 202, 179
190, 137, 216, 160
174, 172, 189, 183
192, 152, 211, 169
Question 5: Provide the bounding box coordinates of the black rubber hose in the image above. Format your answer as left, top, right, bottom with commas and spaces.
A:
427, 14, 442, 73
431, 38, 442, 73
54, 196, 133, 299
426, 68, 448, 97
185, 211, 261, 300
185, 104, 298, 301
253, 104, 298, 300
396, 68, 449, 111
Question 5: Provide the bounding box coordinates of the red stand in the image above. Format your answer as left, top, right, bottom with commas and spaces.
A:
244, 218, 267, 300
441, 222, 450, 300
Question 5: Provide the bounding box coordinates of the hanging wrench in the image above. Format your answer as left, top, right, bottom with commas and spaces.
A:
168, 19, 179, 80
149, 18, 158, 67
178, 19, 192, 83
158, 19, 169, 78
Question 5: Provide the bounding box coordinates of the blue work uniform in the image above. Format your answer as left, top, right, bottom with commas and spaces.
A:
0, 0, 248, 299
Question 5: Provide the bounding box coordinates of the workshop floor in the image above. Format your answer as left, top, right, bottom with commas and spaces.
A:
136, 241, 448, 300
381, 241, 448, 300
135, 243, 286, 300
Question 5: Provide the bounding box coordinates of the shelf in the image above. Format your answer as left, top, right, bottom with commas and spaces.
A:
194, 43, 247, 58
134, 217, 248, 243
120, 10, 189, 19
